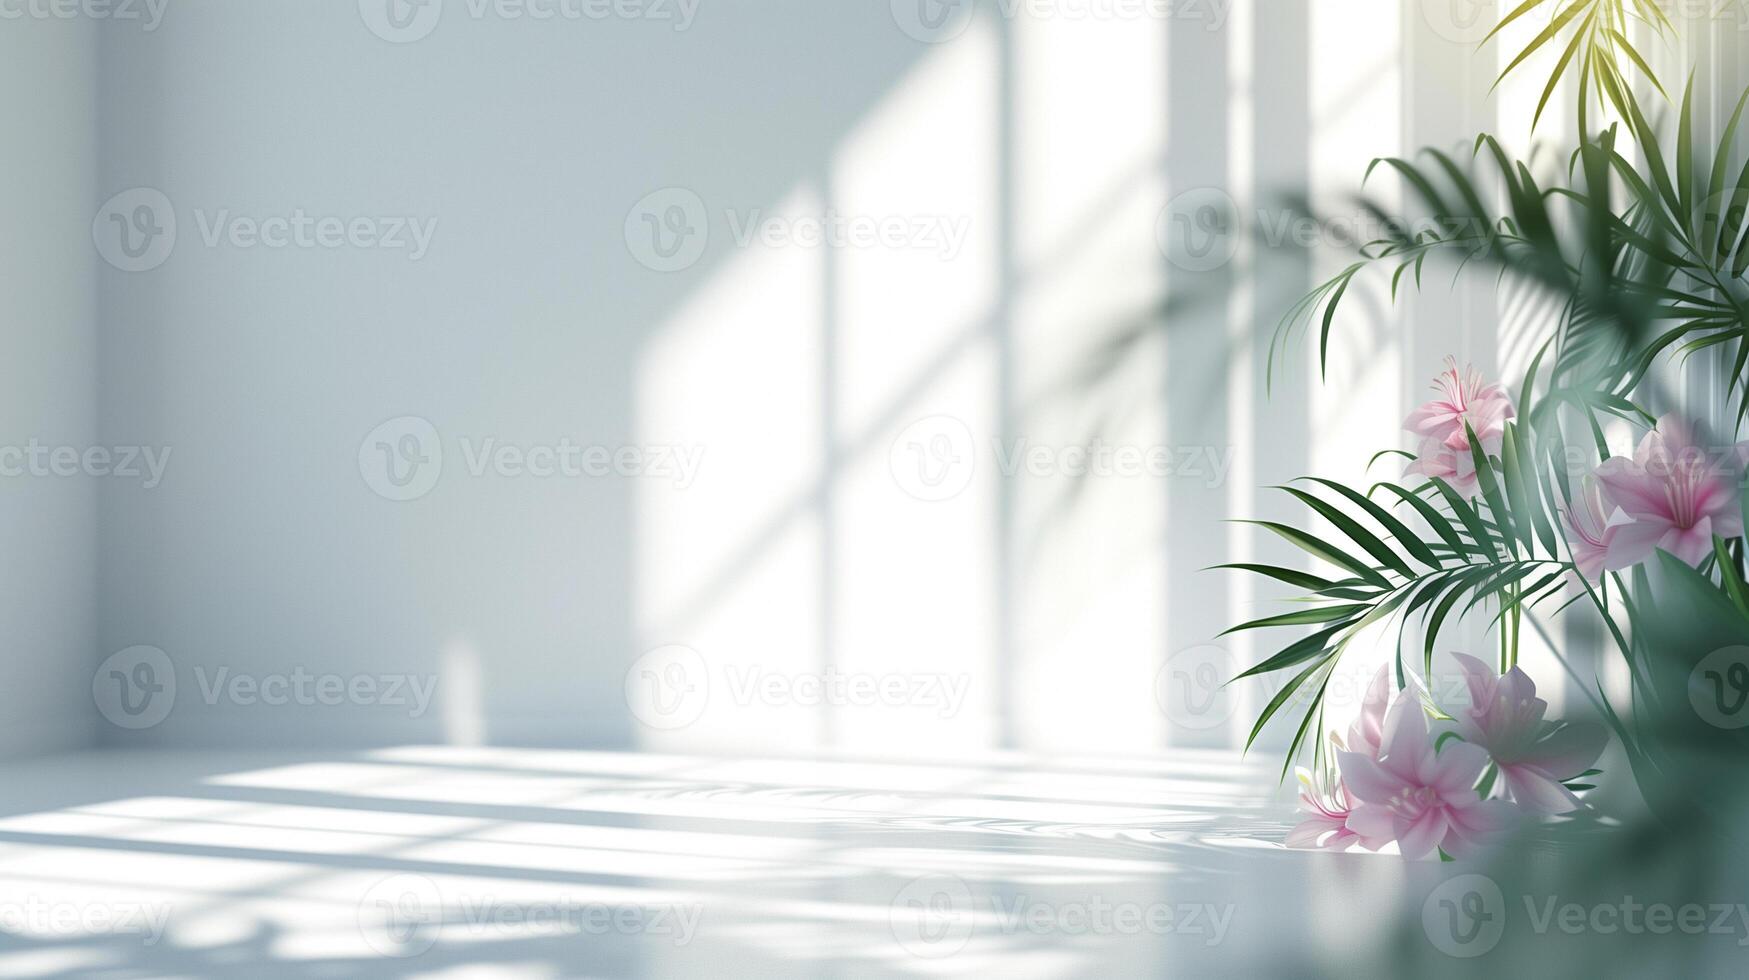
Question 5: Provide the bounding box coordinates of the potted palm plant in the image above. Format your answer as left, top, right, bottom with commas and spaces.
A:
1218, 0, 1749, 854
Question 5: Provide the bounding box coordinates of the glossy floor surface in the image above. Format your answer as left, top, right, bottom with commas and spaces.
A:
0, 746, 1682, 978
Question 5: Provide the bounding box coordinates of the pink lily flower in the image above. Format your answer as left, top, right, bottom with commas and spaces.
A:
1345, 663, 1392, 759
1287, 665, 1395, 850
1561, 476, 1626, 580
1338, 690, 1519, 859
1403, 358, 1516, 498
1447, 653, 1607, 814
1287, 760, 1376, 850
1592, 415, 1749, 569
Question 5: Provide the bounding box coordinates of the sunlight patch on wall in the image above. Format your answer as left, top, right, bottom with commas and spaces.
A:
828, 20, 1002, 754
633, 185, 826, 753
1308, 0, 1404, 489
1008, 12, 1170, 752
831, 19, 1000, 438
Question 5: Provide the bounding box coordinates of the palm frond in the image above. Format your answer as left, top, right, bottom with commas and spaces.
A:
1220, 422, 1608, 774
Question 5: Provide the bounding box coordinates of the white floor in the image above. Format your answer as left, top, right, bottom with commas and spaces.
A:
0, 747, 1442, 978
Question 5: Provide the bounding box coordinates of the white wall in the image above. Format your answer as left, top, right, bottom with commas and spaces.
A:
0, 18, 99, 757
75, 0, 1712, 756
92, 0, 943, 748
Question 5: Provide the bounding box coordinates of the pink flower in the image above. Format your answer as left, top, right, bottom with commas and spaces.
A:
1287, 665, 1395, 851
1345, 663, 1392, 759
1561, 476, 1625, 580
1338, 690, 1519, 859
1446, 653, 1607, 814
1403, 358, 1516, 498
1592, 415, 1749, 568
1286, 763, 1368, 850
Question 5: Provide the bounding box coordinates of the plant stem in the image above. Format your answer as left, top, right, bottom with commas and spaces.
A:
1504, 581, 1518, 672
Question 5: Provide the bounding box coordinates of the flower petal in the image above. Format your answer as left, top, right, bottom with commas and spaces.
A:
1665, 515, 1715, 567
1395, 808, 1449, 860
1595, 458, 1672, 521
1449, 798, 1520, 837
1348, 664, 1392, 757
1344, 803, 1396, 850
1378, 691, 1431, 782
1501, 764, 1583, 814
1443, 800, 1520, 857
1518, 721, 1608, 779
1429, 739, 1490, 795
1286, 816, 1344, 849
1447, 653, 1497, 741
1336, 751, 1406, 805
1601, 517, 1667, 572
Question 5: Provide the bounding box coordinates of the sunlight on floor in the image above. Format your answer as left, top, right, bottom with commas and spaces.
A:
0, 746, 1377, 978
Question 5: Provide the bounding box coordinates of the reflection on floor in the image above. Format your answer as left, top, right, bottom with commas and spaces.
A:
0, 747, 1407, 977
